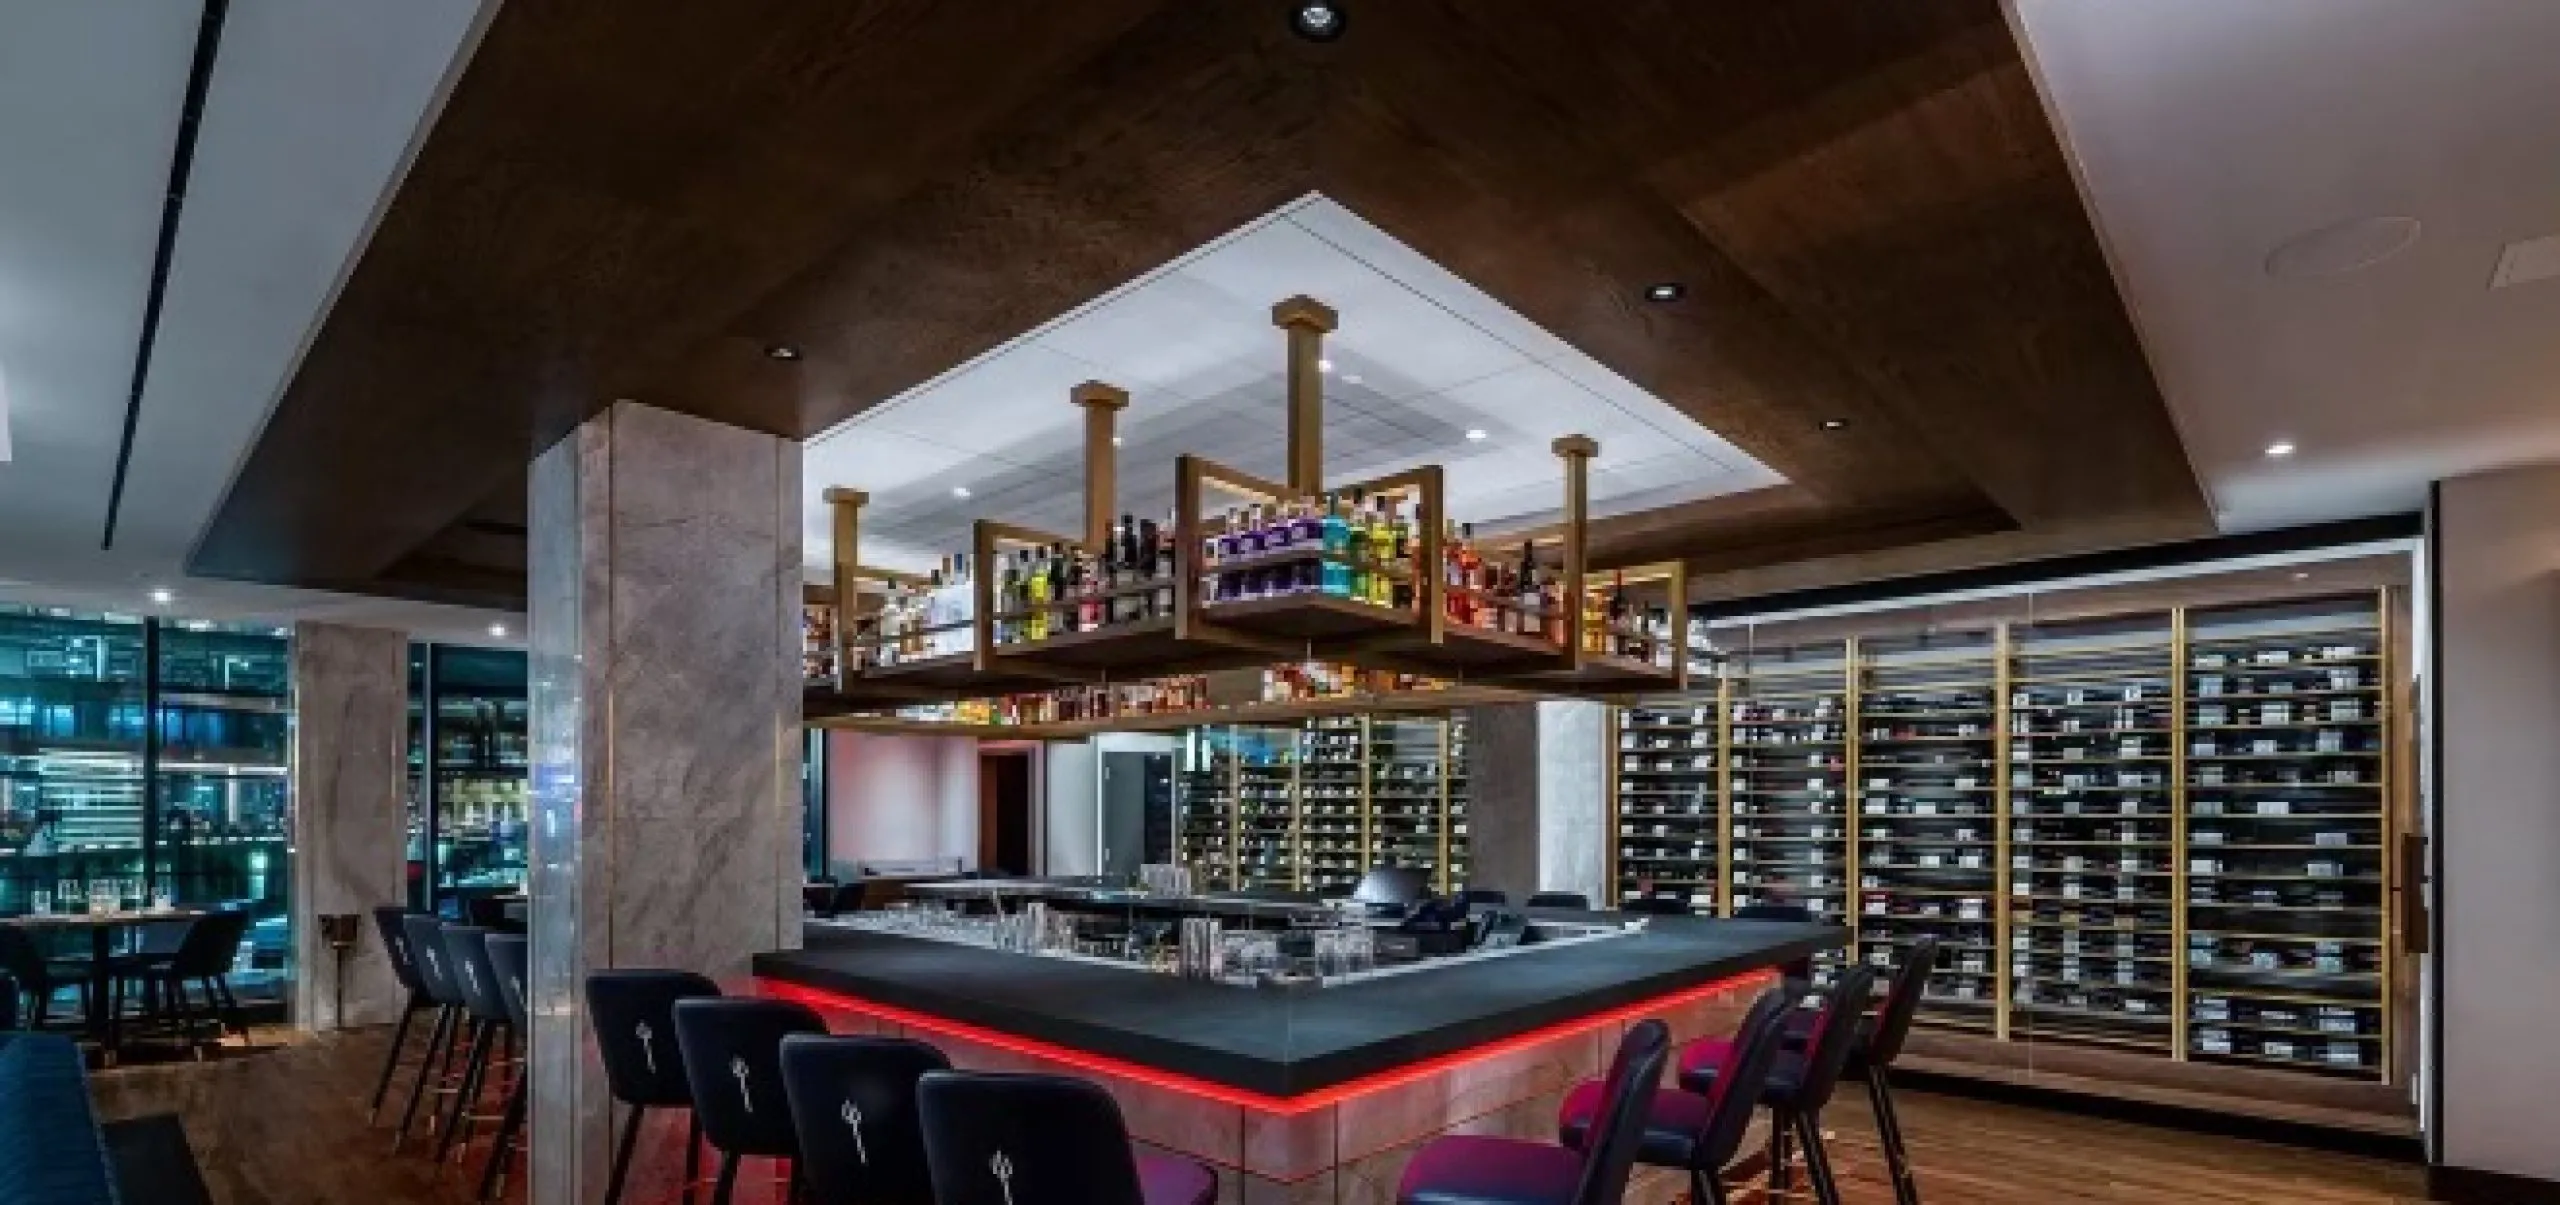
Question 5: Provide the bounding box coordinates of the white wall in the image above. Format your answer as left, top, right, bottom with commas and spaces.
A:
2434, 464, 2560, 1183
826, 730, 980, 870
1043, 740, 1098, 875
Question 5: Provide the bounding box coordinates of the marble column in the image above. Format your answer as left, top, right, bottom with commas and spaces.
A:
289, 621, 411, 1031
527, 401, 804, 1205
1460, 701, 1609, 904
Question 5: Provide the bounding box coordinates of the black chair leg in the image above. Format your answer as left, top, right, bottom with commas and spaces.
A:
209, 975, 251, 1048
1798, 1110, 1842, 1205
710, 1152, 739, 1205
1769, 1109, 1796, 1193
368, 1003, 421, 1124
603, 1103, 645, 1205
1691, 1167, 1728, 1205
395, 1006, 458, 1152
1869, 1065, 1918, 1205
437, 1020, 494, 1165
478, 1075, 526, 1203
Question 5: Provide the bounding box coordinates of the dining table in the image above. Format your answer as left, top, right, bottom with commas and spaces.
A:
2, 907, 208, 1056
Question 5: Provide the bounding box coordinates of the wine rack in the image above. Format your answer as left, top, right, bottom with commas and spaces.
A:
1610, 695, 1720, 911
2182, 595, 2390, 1078
1726, 640, 1855, 989
1174, 714, 1472, 895
1855, 629, 2002, 1034
2006, 613, 2180, 1054
1603, 589, 2404, 1084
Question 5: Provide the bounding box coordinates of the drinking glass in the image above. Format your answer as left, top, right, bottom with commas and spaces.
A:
30, 889, 51, 915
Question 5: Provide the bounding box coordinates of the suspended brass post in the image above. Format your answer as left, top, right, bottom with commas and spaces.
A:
1273, 295, 1338, 493
1072, 381, 1130, 550
1553, 435, 1598, 669
823, 487, 867, 690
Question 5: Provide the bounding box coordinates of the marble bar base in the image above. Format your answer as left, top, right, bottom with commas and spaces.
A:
763, 971, 1767, 1204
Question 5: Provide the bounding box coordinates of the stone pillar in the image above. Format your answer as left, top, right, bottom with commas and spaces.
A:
527, 402, 804, 1205
1462, 700, 1609, 903
288, 621, 411, 1031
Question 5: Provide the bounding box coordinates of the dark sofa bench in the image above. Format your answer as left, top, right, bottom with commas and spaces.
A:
0, 1033, 120, 1205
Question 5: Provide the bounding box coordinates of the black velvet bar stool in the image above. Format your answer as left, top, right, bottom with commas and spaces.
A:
1555, 986, 1800, 1205
394, 913, 470, 1152
366, 907, 434, 1124
1394, 1020, 1668, 1205
434, 925, 517, 1167
1676, 963, 1877, 1205
477, 933, 531, 1204
1783, 936, 1938, 1205
586, 969, 722, 1205
778, 1033, 949, 1205
672, 997, 826, 1205
916, 1070, 1217, 1205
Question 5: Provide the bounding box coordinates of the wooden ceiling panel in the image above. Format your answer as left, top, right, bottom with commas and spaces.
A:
189, 0, 2202, 609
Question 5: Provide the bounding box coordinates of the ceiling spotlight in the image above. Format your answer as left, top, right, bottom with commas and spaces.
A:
147, 587, 174, 606
1290, 0, 1346, 42
2265, 440, 2297, 458
489, 623, 509, 638
1317, 358, 1334, 373
1644, 282, 1686, 303
1111, 436, 1124, 447
1464, 428, 1489, 442
952, 486, 972, 498
1818, 418, 1847, 431
2291, 572, 2310, 582
764, 344, 802, 361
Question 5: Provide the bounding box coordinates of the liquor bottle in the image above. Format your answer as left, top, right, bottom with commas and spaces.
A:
1442, 520, 1469, 625
1150, 515, 1176, 617
1384, 496, 1415, 610
1609, 571, 1632, 657
1344, 489, 1372, 601
950, 552, 975, 655
1516, 544, 1542, 636
991, 552, 1015, 644
1293, 495, 1325, 546
1025, 546, 1052, 641
1077, 547, 1103, 632
1321, 494, 1351, 597
1457, 523, 1484, 626
1268, 499, 1296, 549
1361, 496, 1389, 606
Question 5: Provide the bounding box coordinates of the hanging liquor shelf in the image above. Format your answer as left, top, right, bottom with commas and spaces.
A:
803, 292, 1687, 714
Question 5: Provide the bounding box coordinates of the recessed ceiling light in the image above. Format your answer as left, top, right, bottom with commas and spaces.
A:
1644, 282, 1686, 303
2264, 216, 2420, 279
2264, 440, 2297, 458
1818, 418, 1847, 431
764, 344, 801, 361
952, 486, 972, 499
1464, 428, 1489, 442
489, 623, 509, 638
2291, 572, 2310, 582
1111, 436, 1124, 447
1317, 358, 1334, 373
147, 587, 174, 606
1290, 0, 1346, 42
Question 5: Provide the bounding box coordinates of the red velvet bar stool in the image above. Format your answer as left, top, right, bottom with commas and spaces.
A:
1393, 1019, 1669, 1205
1676, 963, 1878, 1205
1781, 936, 1939, 1205
1554, 985, 1802, 1205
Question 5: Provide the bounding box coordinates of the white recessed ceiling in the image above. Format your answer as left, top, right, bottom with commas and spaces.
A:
0, 0, 512, 642
2011, 0, 2560, 532
802, 194, 1784, 575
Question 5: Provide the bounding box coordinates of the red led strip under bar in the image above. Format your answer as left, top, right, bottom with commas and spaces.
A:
757, 968, 1772, 1116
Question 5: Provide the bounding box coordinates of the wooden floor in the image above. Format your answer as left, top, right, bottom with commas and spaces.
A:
82, 1028, 2428, 1205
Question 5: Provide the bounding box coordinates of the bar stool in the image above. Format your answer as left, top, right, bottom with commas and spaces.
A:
778, 1034, 949, 1205
434, 925, 516, 1167
394, 914, 471, 1152
477, 934, 531, 1204
915, 1070, 1217, 1205
1784, 936, 1938, 1205
1395, 1020, 1667, 1205
586, 969, 722, 1205
366, 907, 434, 1124
1676, 964, 1877, 1205
671, 997, 826, 1205
1525, 892, 1590, 910
1555, 986, 1801, 1205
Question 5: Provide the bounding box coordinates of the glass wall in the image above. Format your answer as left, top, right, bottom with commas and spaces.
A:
406, 644, 529, 915
0, 606, 292, 1003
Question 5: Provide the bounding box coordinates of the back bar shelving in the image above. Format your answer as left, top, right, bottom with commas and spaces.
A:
1173, 714, 1472, 896
1368, 716, 1451, 892
1609, 690, 1722, 911
2181, 594, 2391, 1079
1444, 714, 1471, 892
1725, 639, 1855, 990
1854, 629, 2003, 1033
2005, 611, 2181, 1056
1300, 717, 1365, 895
1233, 725, 1300, 891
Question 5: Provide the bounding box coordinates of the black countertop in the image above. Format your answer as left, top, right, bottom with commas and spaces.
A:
752, 914, 1839, 1098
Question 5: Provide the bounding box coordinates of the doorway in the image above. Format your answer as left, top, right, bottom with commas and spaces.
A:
978, 749, 1034, 876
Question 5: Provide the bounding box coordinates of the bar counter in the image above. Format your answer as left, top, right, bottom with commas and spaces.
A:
753, 911, 1836, 1101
